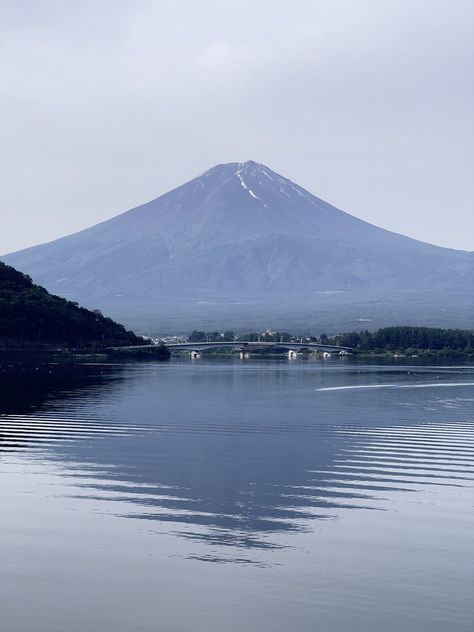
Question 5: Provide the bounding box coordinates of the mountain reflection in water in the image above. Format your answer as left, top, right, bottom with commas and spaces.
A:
1, 360, 473, 565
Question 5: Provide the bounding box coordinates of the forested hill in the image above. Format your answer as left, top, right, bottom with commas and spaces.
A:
0, 260, 143, 348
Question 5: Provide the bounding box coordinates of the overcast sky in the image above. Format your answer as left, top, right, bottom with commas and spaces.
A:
1, 0, 473, 254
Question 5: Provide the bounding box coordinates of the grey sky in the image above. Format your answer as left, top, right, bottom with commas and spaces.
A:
1, 0, 473, 254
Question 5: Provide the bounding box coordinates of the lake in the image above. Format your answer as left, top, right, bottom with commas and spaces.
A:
1, 358, 473, 631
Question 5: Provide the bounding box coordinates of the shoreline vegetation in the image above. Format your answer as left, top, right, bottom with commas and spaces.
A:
333, 326, 474, 359
0, 260, 171, 361
178, 326, 474, 360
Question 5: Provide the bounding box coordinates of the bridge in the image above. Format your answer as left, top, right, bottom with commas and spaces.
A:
112, 341, 353, 359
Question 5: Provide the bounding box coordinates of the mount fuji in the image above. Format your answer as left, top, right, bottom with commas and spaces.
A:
3, 161, 474, 333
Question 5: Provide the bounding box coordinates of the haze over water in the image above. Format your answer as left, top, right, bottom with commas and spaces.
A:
1, 358, 474, 631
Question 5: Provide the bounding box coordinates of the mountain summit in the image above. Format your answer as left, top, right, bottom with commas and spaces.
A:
3, 161, 474, 332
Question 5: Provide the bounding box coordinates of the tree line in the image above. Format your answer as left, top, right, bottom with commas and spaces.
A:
333, 326, 474, 354
0, 261, 143, 348
186, 326, 474, 356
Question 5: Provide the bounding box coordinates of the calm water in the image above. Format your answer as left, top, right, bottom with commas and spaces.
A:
1, 358, 474, 631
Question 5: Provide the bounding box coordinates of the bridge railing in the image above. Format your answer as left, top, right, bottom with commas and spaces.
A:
108, 341, 353, 353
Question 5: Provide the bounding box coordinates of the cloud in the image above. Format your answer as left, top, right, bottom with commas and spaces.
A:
1, 0, 473, 253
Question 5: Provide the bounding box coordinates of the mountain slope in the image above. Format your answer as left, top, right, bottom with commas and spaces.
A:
0, 260, 143, 346
3, 161, 474, 332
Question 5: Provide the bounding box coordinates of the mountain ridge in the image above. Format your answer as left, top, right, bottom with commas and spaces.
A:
8, 160, 456, 255
4, 161, 474, 332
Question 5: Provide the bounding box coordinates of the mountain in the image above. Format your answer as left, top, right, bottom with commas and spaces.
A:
0, 260, 143, 347
3, 161, 474, 333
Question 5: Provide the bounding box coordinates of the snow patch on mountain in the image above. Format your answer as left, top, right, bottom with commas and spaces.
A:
235, 169, 266, 206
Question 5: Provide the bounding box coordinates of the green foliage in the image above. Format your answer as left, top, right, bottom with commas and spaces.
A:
238, 331, 293, 342
188, 330, 208, 342
333, 326, 474, 355
155, 343, 171, 360
0, 261, 143, 348
188, 330, 235, 342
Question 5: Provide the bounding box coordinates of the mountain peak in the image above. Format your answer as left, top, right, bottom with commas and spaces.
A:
4, 160, 474, 333
196, 160, 307, 208
235, 160, 275, 179
200, 159, 269, 178
236, 159, 264, 170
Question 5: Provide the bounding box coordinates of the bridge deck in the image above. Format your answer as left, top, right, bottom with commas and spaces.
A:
110, 341, 353, 352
